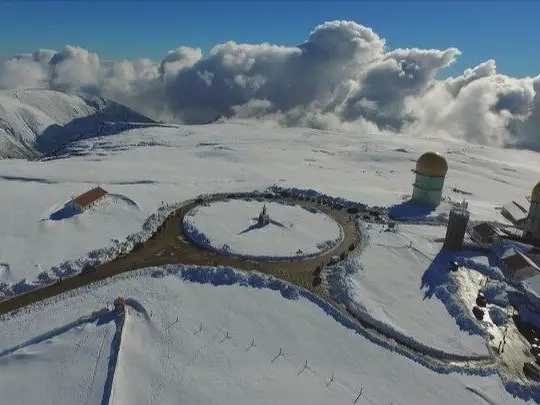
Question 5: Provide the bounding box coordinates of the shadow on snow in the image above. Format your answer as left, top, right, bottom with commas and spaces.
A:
238, 218, 287, 235
0, 310, 118, 360
388, 200, 436, 221
48, 203, 80, 221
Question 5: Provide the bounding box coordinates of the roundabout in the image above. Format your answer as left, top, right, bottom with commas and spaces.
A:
182, 199, 344, 260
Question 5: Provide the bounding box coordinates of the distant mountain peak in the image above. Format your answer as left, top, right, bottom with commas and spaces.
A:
0, 89, 155, 159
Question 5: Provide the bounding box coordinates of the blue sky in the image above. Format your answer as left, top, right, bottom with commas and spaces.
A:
1, 1, 538, 78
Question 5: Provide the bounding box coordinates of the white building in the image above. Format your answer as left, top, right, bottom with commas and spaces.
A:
67, 186, 108, 212
501, 200, 528, 228
411, 152, 448, 207
501, 249, 540, 284
523, 274, 540, 311
524, 181, 540, 240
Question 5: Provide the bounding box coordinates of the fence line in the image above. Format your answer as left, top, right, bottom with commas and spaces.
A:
158, 313, 403, 405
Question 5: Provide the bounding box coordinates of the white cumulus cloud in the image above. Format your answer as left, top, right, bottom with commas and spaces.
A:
0, 20, 539, 150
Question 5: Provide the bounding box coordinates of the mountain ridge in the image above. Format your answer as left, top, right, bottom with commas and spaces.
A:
0, 89, 156, 159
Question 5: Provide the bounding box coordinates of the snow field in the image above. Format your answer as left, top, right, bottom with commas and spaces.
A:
329, 222, 489, 356
0, 119, 538, 288
1, 119, 540, 400
183, 199, 343, 259
0, 265, 529, 405
0, 311, 118, 405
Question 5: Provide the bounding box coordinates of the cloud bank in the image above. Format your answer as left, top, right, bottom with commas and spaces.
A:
1, 20, 539, 150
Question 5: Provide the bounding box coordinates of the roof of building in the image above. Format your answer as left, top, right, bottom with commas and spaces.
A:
415, 152, 448, 177
522, 273, 540, 300
72, 186, 107, 208
532, 182, 540, 204
502, 201, 528, 222
472, 222, 497, 240
502, 250, 539, 271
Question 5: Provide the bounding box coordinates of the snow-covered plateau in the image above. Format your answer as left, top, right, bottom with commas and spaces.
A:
183, 199, 343, 259
2, 90, 540, 403
1, 116, 537, 288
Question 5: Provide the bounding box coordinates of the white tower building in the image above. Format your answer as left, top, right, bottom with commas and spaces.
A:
524, 182, 540, 240
411, 151, 448, 207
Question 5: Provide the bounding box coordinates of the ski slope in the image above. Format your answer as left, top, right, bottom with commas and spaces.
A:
0, 266, 530, 405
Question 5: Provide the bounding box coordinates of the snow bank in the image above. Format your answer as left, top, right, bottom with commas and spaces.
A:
488, 307, 508, 326
388, 199, 451, 224
457, 255, 506, 281
482, 281, 513, 307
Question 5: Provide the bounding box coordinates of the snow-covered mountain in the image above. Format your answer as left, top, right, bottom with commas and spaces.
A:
0, 89, 155, 158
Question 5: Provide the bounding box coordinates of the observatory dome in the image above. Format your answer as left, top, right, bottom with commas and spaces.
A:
415, 152, 448, 177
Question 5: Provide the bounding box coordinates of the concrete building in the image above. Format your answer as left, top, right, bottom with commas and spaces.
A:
470, 223, 499, 245
501, 200, 528, 228
501, 249, 540, 284
68, 186, 108, 212
411, 152, 448, 207
524, 182, 540, 240
522, 274, 540, 312
443, 200, 469, 251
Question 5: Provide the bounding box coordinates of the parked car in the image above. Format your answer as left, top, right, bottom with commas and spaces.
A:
524, 362, 540, 381
472, 306, 484, 321
476, 292, 488, 307
531, 344, 540, 356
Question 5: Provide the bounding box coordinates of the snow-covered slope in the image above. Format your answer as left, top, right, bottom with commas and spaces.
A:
336, 223, 488, 356
0, 267, 528, 405
0, 310, 118, 405
0, 89, 155, 158
1, 118, 540, 403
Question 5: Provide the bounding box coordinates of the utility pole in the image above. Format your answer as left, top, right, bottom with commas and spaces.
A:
326, 374, 334, 388
353, 388, 363, 404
